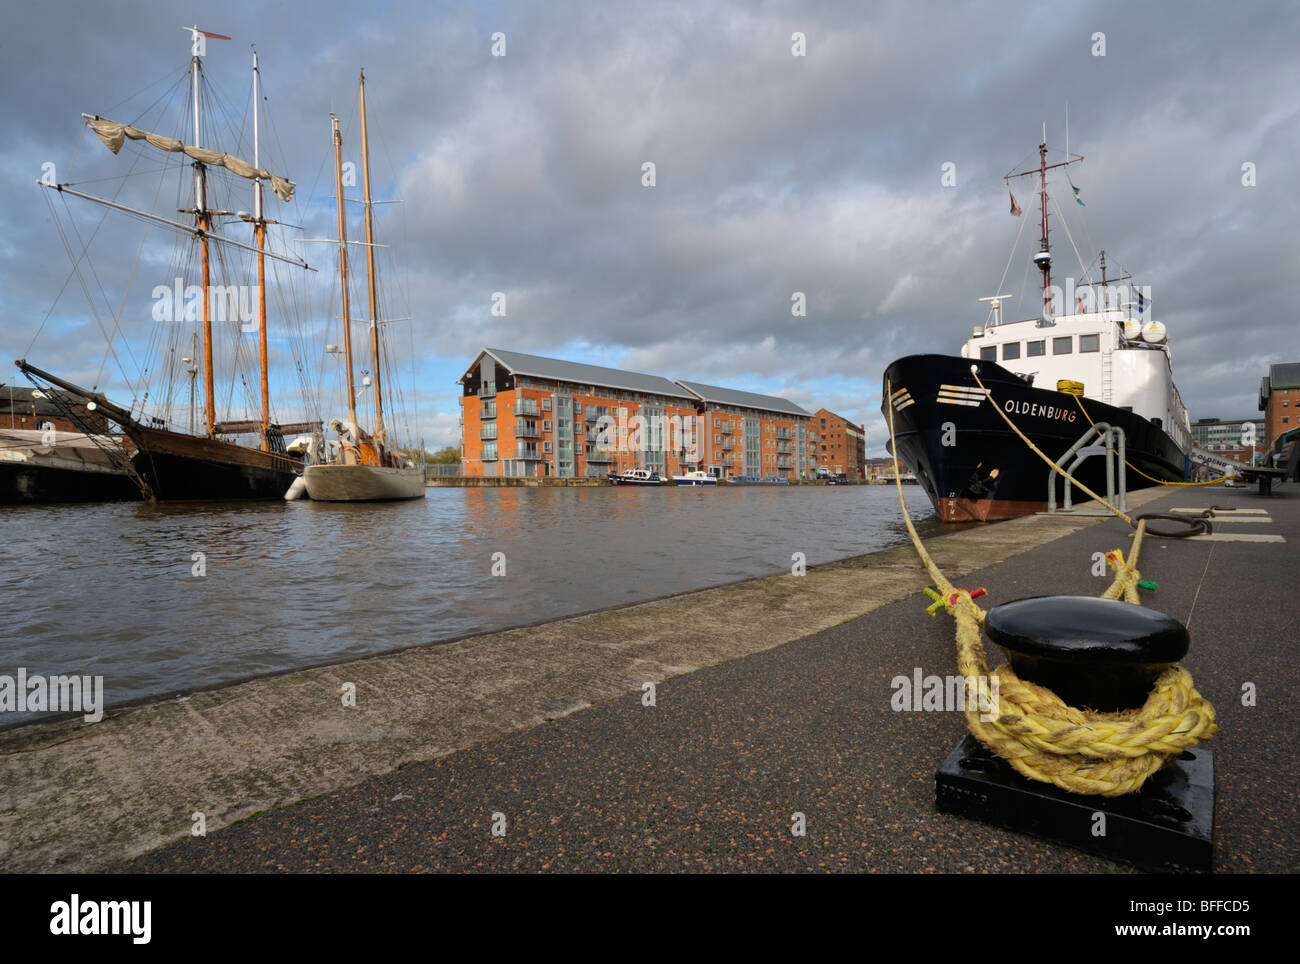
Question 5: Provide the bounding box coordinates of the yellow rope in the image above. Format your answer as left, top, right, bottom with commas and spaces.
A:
884, 378, 1216, 796
1070, 393, 1230, 486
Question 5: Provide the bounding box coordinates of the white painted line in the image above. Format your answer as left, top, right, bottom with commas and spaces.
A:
1199, 516, 1275, 523
1186, 533, 1286, 543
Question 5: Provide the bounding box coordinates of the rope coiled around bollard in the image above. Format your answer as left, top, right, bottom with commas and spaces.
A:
885, 378, 1217, 796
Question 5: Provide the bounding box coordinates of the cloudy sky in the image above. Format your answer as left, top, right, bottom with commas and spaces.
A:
2, 0, 1296, 453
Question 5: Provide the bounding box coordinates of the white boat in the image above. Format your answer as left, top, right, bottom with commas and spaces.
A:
671, 469, 718, 486
609, 468, 667, 486
301, 70, 424, 504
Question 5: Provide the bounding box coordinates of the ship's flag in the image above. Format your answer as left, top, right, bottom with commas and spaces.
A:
1068, 175, 1085, 206
1137, 288, 1146, 313
1077, 294, 1085, 312
1009, 190, 1022, 216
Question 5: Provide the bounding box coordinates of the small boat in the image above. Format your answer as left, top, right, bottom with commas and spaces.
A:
0, 427, 140, 504
609, 468, 667, 486
671, 469, 718, 486
301, 71, 424, 503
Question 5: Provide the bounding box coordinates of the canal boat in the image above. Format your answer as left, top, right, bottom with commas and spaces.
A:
671, 469, 718, 486
882, 136, 1191, 522
300, 71, 424, 503
0, 386, 140, 504
609, 468, 667, 486
19, 29, 319, 501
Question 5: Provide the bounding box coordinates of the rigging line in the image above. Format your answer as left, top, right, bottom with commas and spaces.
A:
45, 192, 140, 396
1048, 188, 1094, 290
97, 107, 179, 392
104, 65, 190, 124
1184, 543, 1215, 630
990, 205, 1029, 326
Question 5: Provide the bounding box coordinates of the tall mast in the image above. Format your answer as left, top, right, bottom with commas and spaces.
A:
332, 115, 359, 437
359, 68, 385, 445
191, 46, 215, 436
252, 49, 270, 450
1005, 131, 1083, 325
1037, 139, 1050, 319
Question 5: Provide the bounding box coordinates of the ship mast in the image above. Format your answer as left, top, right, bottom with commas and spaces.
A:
191, 41, 216, 436
252, 49, 271, 450
331, 115, 360, 440
1005, 129, 1083, 324
358, 68, 386, 447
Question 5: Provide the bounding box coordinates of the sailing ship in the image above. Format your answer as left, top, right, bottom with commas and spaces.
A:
18, 28, 318, 502
883, 136, 1191, 522
300, 71, 424, 502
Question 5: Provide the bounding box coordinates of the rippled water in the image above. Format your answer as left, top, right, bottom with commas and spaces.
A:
0, 484, 939, 725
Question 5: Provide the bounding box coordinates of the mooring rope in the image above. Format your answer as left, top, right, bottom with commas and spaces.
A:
1070, 392, 1230, 487
885, 378, 1216, 796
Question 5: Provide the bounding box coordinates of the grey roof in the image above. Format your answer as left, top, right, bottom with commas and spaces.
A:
463, 348, 695, 399
675, 380, 811, 418
1268, 362, 1300, 389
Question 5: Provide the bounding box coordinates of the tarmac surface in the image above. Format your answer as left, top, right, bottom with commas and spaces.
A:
112, 485, 1299, 873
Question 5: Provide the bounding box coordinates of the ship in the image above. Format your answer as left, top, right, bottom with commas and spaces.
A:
299, 71, 424, 503
18, 28, 319, 502
0, 385, 140, 504
883, 137, 1191, 522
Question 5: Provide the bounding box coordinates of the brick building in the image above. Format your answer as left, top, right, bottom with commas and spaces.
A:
812, 408, 866, 479
458, 348, 818, 480
1190, 417, 1264, 466
1259, 362, 1300, 454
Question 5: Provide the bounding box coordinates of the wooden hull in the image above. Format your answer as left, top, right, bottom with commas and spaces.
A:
127, 426, 300, 502
302, 463, 425, 501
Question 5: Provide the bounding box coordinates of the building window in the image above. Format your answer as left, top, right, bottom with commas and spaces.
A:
1080, 334, 1100, 353
1026, 340, 1046, 357
542, 398, 552, 411
1002, 343, 1021, 360
1053, 336, 1072, 355
543, 419, 552, 432
980, 346, 996, 361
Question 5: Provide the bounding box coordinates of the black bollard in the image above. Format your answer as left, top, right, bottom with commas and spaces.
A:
934, 594, 1214, 873
983, 595, 1189, 711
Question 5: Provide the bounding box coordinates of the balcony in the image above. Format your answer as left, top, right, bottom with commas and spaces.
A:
479, 426, 498, 440
477, 381, 496, 399
517, 443, 539, 459
717, 424, 733, 435
720, 440, 733, 451
517, 400, 540, 417
515, 422, 540, 438
586, 448, 615, 462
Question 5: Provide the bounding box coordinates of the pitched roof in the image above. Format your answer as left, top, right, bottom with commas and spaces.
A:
1267, 362, 1300, 389
462, 348, 695, 399
675, 380, 811, 417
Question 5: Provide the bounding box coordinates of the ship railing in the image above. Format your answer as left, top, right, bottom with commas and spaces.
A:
1048, 422, 1127, 513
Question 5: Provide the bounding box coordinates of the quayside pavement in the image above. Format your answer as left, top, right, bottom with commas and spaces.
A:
3, 485, 1295, 872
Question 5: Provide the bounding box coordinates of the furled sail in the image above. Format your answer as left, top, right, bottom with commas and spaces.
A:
85, 116, 295, 202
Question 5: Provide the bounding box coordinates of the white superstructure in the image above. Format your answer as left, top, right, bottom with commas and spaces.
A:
960, 308, 1191, 454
